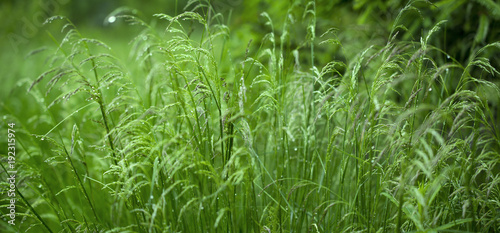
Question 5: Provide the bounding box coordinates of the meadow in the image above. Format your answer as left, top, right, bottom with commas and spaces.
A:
1, 0, 500, 232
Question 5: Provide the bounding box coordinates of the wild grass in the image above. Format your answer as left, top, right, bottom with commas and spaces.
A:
1, 0, 499, 232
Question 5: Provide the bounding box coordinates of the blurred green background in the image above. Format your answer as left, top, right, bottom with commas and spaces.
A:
2, 0, 500, 102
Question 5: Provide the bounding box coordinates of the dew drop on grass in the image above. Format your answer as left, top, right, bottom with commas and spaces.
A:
371, 146, 375, 150
150, 195, 153, 200
294, 148, 297, 151
108, 16, 116, 23
429, 88, 432, 91
38, 184, 42, 188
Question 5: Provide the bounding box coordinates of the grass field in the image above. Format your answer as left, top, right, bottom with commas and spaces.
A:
1, 0, 500, 232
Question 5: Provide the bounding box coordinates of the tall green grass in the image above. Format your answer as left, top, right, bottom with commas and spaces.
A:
1, 0, 499, 232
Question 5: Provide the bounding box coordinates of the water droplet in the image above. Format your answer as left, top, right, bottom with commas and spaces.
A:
446, 55, 450, 59
107, 87, 109, 89
294, 148, 297, 151
108, 16, 116, 23
41, 138, 45, 141
429, 88, 432, 91
38, 184, 42, 188
200, 205, 204, 210
371, 146, 375, 150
